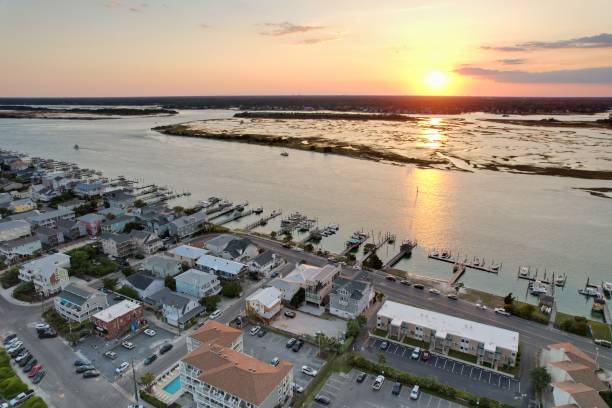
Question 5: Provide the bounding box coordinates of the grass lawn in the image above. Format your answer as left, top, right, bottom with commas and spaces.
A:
386, 268, 407, 278
461, 288, 505, 308
589, 320, 612, 341
372, 328, 388, 337
447, 349, 477, 364
402, 337, 430, 349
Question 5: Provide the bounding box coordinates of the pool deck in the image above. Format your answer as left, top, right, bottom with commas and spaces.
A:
151, 365, 182, 404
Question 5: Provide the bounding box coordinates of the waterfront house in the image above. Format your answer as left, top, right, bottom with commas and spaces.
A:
91, 300, 145, 340
247, 250, 281, 278
27, 208, 75, 229
245, 287, 282, 323
78, 213, 104, 235
54, 283, 109, 323
57, 199, 85, 211
329, 277, 374, 320
376, 301, 520, 369
101, 233, 134, 258
129, 230, 163, 255
269, 278, 301, 303
168, 244, 209, 267
0, 236, 42, 259
195, 254, 246, 281
175, 269, 221, 298
145, 287, 204, 327
123, 272, 164, 299
141, 254, 182, 278
18, 253, 70, 296
282, 263, 340, 306
181, 321, 293, 408
169, 210, 207, 239
104, 190, 135, 209
73, 181, 105, 198
205, 234, 259, 262
0, 220, 31, 242
30, 186, 58, 202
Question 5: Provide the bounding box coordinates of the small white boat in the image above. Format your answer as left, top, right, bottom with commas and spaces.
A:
530, 280, 547, 296
555, 275, 566, 287
519, 266, 530, 278
280, 151, 289, 157
578, 287, 599, 297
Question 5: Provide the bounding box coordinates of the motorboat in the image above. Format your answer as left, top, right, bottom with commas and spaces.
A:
555, 275, 566, 287
603, 282, 612, 298
74, 144, 79, 150
253, 207, 263, 214
530, 281, 548, 296
578, 287, 599, 297
519, 266, 530, 278
280, 151, 289, 157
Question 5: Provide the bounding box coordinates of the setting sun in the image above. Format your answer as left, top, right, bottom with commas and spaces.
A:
425, 71, 449, 90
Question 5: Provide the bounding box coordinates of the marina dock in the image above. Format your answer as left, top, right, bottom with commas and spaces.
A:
340, 232, 369, 256
215, 209, 254, 226
361, 232, 395, 263
428, 250, 501, 274
208, 203, 248, 221
449, 262, 467, 285
245, 209, 282, 231
383, 240, 417, 269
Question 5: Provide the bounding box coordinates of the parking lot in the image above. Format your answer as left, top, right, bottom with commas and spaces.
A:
312, 369, 464, 408
242, 325, 326, 391
76, 323, 174, 381
363, 337, 522, 405
271, 309, 347, 340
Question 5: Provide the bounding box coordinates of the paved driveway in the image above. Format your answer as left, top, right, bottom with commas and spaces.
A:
271, 310, 347, 340
243, 326, 326, 391
76, 323, 174, 381
312, 370, 464, 408
363, 336, 523, 406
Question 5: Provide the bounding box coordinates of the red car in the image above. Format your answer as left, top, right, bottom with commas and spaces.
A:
28, 364, 43, 378
421, 351, 431, 361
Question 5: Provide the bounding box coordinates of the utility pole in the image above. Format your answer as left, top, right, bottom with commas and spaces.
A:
131, 358, 139, 403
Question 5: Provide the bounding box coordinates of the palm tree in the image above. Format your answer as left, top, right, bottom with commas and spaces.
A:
139, 372, 156, 393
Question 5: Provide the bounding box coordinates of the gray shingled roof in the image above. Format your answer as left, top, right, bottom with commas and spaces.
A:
331, 277, 369, 300
125, 272, 158, 290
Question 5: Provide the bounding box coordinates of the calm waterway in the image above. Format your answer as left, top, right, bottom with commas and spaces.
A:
1, 109, 611, 317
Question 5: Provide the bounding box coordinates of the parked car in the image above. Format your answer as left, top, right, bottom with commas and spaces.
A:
286, 338, 297, 348
301, 365, 317, 377
28, 365, 43, 378
429, 288, 440, 295
209, 309, 221, 320
594, 339, 611, 348
314, 395, 330, 405
32, 370, 46, 384
18, 355, 32, 368
293, 384, 304, 393
372, 375, 385, 390
74, 359, 89, 366
8, 390, 33, 406
413, 283, 424, 290
15, 351, 30, 363
3, 334, 17, 344
400, 280, 411, 286
270, 357, 280, 367
23, 359, 37, 373
410, 385, 420, 400
113, 296, 123, 301
76, 365, 95, 374
379, 341, 389, 351
385, 276, 396, 282
447, 293, 458, 300
476, 303, 488, 310
7, 342, 23, 353
292, 339, 304, 352
35, 323, 50, 332
160, 343, 173, 354
392, 381, 402, 395
421, 351, 431, 361
122, 341, 135, 350
249, 326, 261, 336
494, 307, 511, 317
257, 329, 267, 338
144, 329, 156, 337
115, 362, 129, 374
9, 347, 25, 358
356, 372, 367, 383
104, 351, 118, 360
411, 347, 421, 360
144, 354, 157, 366
38, 329, 57, 339
83, 370, 100, 378
284, 310, 296, 318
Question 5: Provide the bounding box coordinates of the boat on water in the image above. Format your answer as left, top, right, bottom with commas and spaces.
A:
280, 151, 289, 157
592, 296, 606, 312
253, 207, 263, 214
578, 287, 599, 297
529, 280, 548, 296
519, 266, 530, 278
555, 274, 566, 287
603, 282, 612, 298
74, 144, 79, 150
490, 263, 501, 272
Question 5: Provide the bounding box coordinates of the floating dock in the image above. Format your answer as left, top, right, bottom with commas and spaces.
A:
449, 263, 467, 285
209, 203, 248, 221
361, 232, 396, 264
429, 250, 500, 274
340, 232, 369, 256
245, 209, 282, 231
216, 209, 254, 226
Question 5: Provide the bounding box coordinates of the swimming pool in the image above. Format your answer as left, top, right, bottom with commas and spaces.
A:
162, 377, 181, 395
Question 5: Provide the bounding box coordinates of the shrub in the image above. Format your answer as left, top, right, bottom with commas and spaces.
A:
164, 276, 176, 291
560, 315, 589, 336
21, 397, 48, 408
12, 281, 36, 302
117, 286, 140, 300
0, 267, 20, 289
200, 295, 221, 313
0, 376, 28, 399
221, 281, 242, 298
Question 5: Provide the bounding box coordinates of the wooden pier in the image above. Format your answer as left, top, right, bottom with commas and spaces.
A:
361, 233, 395, 263
383, 240, 417, 269
428, 251, 500, 274
245, 210, 282, 231
449, 263, 467, 285
209, 203, 248, 221
517, 266, 554, 285
216, 209, 254, 226
340, 233, 369, 256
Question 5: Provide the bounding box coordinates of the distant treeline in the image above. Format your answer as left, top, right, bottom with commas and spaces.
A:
234, 111, 419, 121
0, 105, 177, 116
1, 96, 611, 115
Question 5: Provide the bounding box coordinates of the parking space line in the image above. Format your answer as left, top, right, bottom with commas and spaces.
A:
460, 364, 464, 375
443, 359, 448, 369
402, 347, 407, 357
488, 371, 492, 383
426, 394, 433, 408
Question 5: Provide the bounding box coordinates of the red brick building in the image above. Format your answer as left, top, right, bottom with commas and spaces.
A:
91, 300, 145, 340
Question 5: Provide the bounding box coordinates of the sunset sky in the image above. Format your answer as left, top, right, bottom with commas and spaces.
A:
1, 0, 611, 97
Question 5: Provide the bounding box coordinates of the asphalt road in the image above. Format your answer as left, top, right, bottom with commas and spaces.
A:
0, 296, 134, 408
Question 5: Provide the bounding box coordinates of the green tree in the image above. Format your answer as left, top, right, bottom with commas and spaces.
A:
165, 275, 176, 291
200, 295, 221, 313
377, 351, 386, 366
282, 233, 292, 243
172, 206, 184, 215
221, 281, 242, 298
123, 222, 143, 233
134, 199, 146, 208
0, 267, 20, 289
117, 286, 140, 300
304, 243, 314, 253
529, 367, 551, 395
364, 253, 383, 270
139, 372, 156, 393
504, 292, 515, 305
347, 319, 362, 338
270, 231, 277, 239
122, 266, 135, 277
289, 287, 305, 309
102, 277, 118, 291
